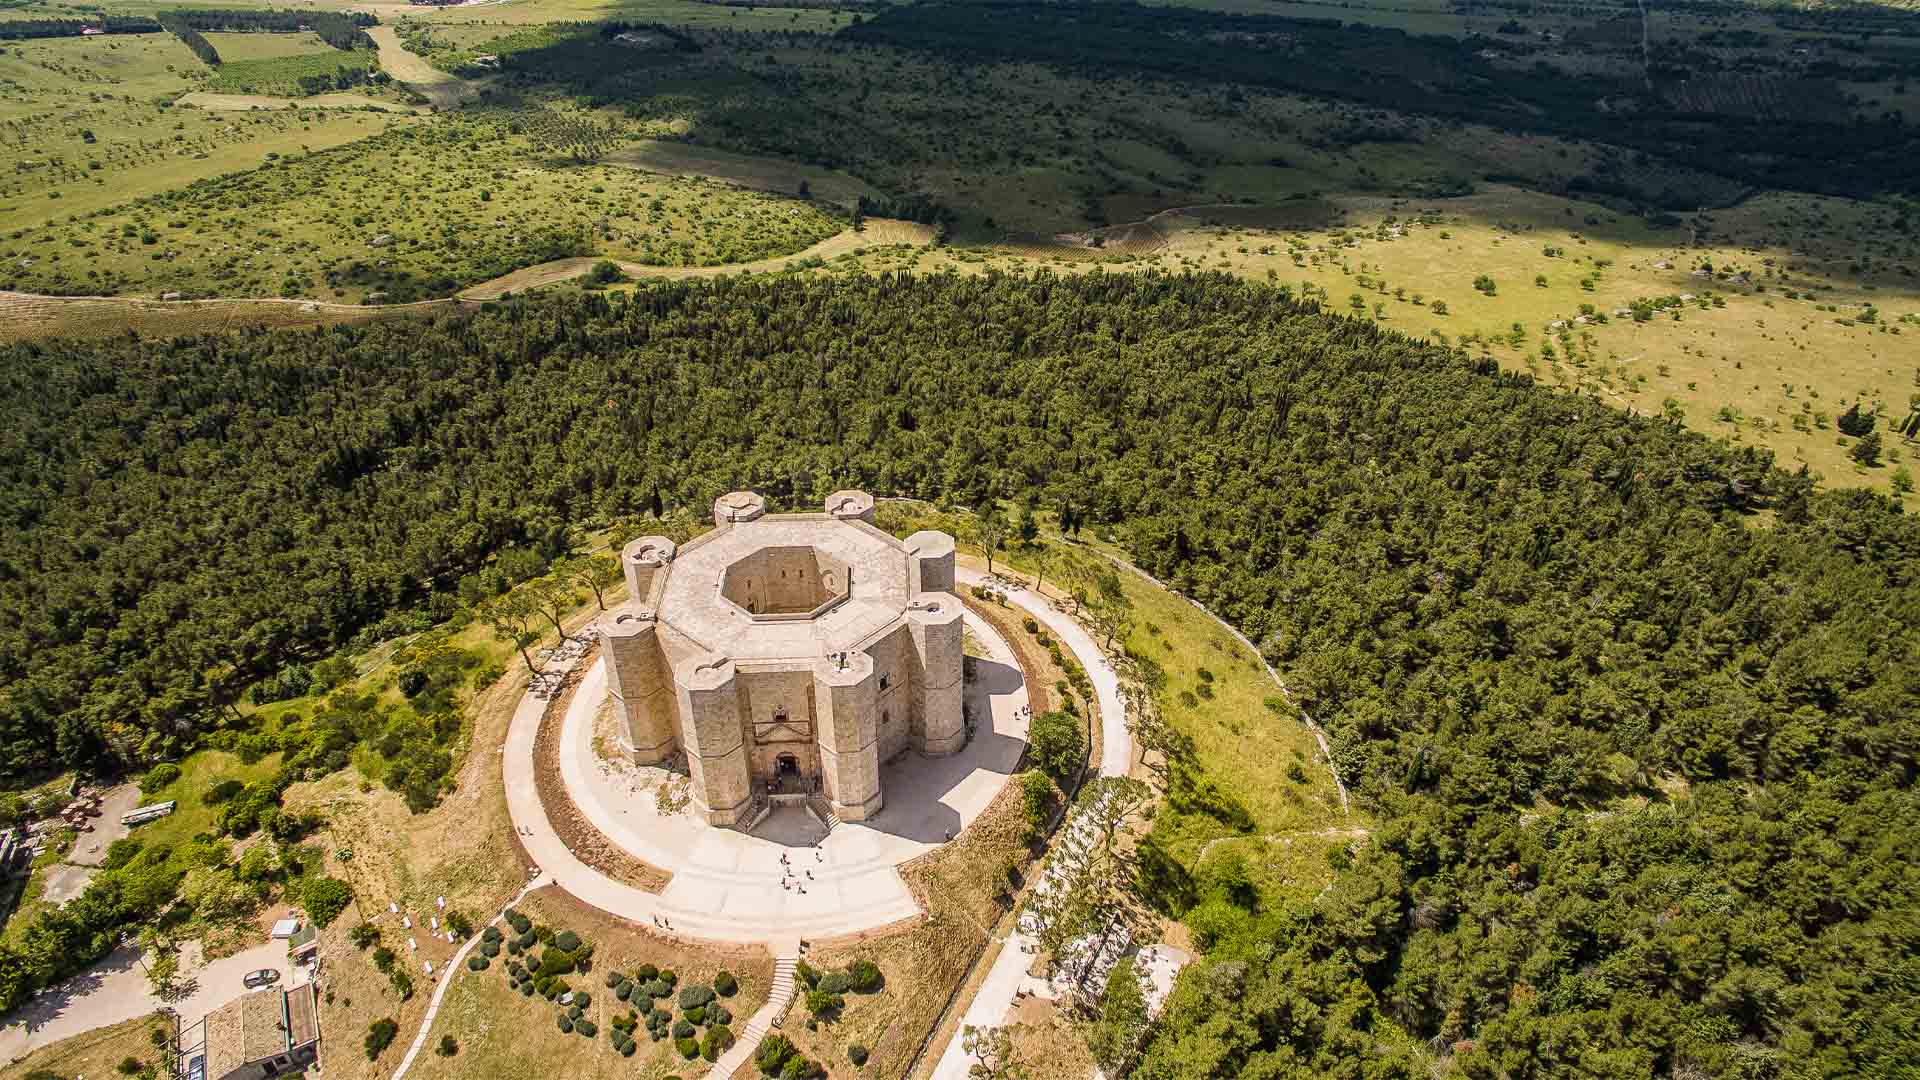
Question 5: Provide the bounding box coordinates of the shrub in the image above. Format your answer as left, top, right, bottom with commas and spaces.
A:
537, 949, 576, 977
517, 930, 537, 949
676, 1036, 700, 1059
467, 955, 488, 972
711, 1004, 732, 1025
141, 763, 181, 792
618, 1038, 636, 1057
1028, 709, 1084, 782
701, 1023, 735, 1061
505, 910, 531, 935
816, 972, 851, 995
782, 1056, 822, 1079
118, 1056, 142, 1075
573, 991, 591, 1010
576, 1019, 597, 1038
635, 962, 658, 981
506, 938, 522, 956
684, 1005, 706, 1025
365, 1018, 398, 1059
552, 930, 581, 953
372, 947, 397, 974
658, 967, 677, 985
673, 1019, 695, 1039
481, 941, 499, 958
484, 926, 503, 945
846, 959, 883, 993
202, 779, 244, 805
757, 1033, 797, 1075
436, 1035, 458, 1057
557, 1014, 574, 1034
390, 970, 415, 999
679, 984, 714, 1010
804, 990, 844, 1018
605, 971, 623, 988
519, 981, 535, 997
644, 978, 671, 998
795, 960, 819, 988
849, 1043, 869, 1066
616, 981, 633, 1001
714, 969, 738, 997
350, 923, 380, 949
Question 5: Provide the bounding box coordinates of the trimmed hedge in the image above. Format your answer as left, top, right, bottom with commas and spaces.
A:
847, 959, 883, 993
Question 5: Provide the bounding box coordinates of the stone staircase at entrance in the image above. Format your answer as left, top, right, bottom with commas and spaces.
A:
707, 951, 800, 1079
805, 795, 840, 837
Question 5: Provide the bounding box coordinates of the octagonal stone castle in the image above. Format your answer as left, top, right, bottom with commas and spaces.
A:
597, 490, 964, 828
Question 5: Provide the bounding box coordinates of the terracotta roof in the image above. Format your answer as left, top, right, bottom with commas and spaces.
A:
286, 982, 319, 1049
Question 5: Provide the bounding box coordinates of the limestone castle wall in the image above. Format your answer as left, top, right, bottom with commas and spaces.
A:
597, 490, 963, 830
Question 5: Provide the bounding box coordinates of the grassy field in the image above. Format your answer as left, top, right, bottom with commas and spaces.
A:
0, 109, 842, 300
202, 30, 339, 62
405, 888, 774, 1080
208, 49, 378, 96
0, 32, 416, 228
0, 1012, 172, 1080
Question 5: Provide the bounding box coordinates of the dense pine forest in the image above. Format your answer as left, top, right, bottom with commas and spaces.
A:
1, 273, 1915, 1073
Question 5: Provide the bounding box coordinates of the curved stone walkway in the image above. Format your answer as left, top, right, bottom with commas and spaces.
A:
929, 566, 1131, 1080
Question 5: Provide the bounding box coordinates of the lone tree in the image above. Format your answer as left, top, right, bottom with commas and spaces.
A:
479, 591, 544, 672
972, 506, 1009, 575
962, 1025, 1016, 1079
1027, 710, 1084, 783
526, 577, 579, 640
556, 553, 621, 610
1851, 430, 1884, 467
1839, 403, 1877, 437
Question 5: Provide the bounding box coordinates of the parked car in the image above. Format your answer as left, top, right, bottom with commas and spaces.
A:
243, 969, 280, 989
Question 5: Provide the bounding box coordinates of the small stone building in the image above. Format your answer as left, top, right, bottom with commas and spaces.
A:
598, 490, 964, 827
178, 982, 319, 1080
